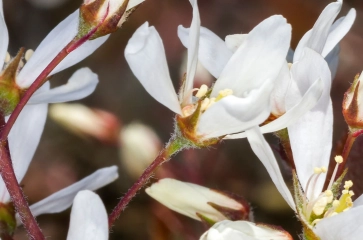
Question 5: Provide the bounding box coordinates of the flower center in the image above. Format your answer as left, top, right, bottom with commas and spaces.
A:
301, 155, 354, 226
181, 84, 233, 117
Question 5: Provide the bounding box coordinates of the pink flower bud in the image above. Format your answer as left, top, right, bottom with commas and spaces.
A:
343, 71, 363, 130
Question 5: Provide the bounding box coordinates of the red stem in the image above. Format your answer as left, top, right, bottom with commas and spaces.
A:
108, 138, 182, 228
0, 143, 44, 240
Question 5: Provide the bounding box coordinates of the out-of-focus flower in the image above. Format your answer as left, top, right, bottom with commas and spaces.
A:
199, 220, 293, 240
146, 178, 250, 224
66, 190, 108, 240
343, 71, 363, 130
125, 0, 292, 146
119, 122, 162, 179
49, 103, 121, 145
80, 0, 145, 38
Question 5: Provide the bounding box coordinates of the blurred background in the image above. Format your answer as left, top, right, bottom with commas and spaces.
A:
2, 0, 363, 239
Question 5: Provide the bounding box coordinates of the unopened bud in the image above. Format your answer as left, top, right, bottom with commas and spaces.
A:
119, 122, 162, 179
79, 0, 145, 39
343, 71, 363, 130
49, 103, 121, 144
0, 203, 16, 236
145, 178, 250, 224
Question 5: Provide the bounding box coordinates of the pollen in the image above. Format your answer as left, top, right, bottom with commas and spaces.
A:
314, 167, 322, 174
4, 52, 10, 63
344, 180, 353, 189
216, 89, 233, 101
25, 49, 34, 61
195, 84, 208, 98
334, 155, 343, 164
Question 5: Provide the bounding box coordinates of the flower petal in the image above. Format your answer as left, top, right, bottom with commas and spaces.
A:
287, 48, 332, 199
322, 8, 356, 57
353, 194, 363, 207
125, 22, 181, 114
126, 0, 145, 11
28, 68, 98, 104
0, 3, 8, 67
226, 78, 324, 139
270, 62, 291, 116
180, 0, 200, 104
293, 1, 342, 62
178, 26, 233, 79
245, 126, 295, 209
314, 205, 363, 240
17, 10, 79, 88
146, 178, 244, 222
197, 79, 273, 139
225, 34, 248, 53
26, 166, 118, 220
66, 190, 108, 240
212, 15, 291, 97
325, 45, 340, 78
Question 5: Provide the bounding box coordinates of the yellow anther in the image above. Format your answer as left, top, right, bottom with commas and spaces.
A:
344, 180, 353, 189
25, 49, 34, 61
201, 98, 210, 111
313, 197, 328, 216
314, 167, 322, 174
334, 155, 343, 164
195, 84, 208, 98
216, 89, 233, 101
332, 200, 340, 207
287, 63, 293, 69
324, 190, 333, 203
321, 167, 327, 173
349, 190, 355, 196
342, 189, 348, 195
4, 52, 10, 63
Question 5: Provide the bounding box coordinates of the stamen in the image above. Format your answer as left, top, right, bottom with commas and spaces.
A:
216, 89, 233, 101
327, 155, 343, 190
195, 84, 208, 98
25, 49, 34, 61
201, 98, 210, 111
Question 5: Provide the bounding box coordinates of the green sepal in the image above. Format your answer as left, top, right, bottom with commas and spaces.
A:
196, 212, 216, 227
0, 202, 16, 237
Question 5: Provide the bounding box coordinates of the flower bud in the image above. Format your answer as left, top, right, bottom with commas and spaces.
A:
79, 0, 145, 39
0, 203, 16, 237
343, 71, 363, 130
49, 103, 121, 144
200, 220, 293, 240
145, 178, 250, 224
119, 122, 162, 179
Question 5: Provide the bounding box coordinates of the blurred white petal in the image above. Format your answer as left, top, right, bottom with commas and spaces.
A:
178, 26, 232, 79
17, 10, 78, 88
270, 62, 291, 116
225, 34, 248, 53
245, 126, 295, 209
325, 45, 340, 78
146, 178, 244, 222
314, 205, 363, 240
66, 190, 108, 240
0, 6, 8, 67
29, 68, 98, 104
212, 15, 291, 97
197, 79, 273, 139
287, 48, 332, 200
293, 1, 341, 62
125, 22, 181, 114
27, 166, 118, 219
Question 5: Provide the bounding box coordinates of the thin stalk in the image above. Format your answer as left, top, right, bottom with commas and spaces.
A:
0, 144, 44, 240
336, 132, 357, 180
108, 137, 184, 228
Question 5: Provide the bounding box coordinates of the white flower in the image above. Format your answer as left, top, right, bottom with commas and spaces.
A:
125, 0, 292, 141
146, 178, 249, 222
199, 220, 293, 240
66, 190, 108, 240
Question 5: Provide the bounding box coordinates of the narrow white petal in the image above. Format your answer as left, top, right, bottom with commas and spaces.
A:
353, 194, 363, 207
226, 78, 324, 139
270, 62, 291, 116
245, 126, 295, 209
325, 45, 340, 79
0, 5, 8, 67
66, 191, 108, 240
225, 34, 248, 53
182, 0, 200, 104
0, 0, 3, 16
28, 68, 98, 104
178, 26, 233, 79
51, 35, 109, 76
27, 166, 118, 219
322, 8, 356, 57
314, 205, 363, 240
212, 15, 291, 97
293, 1, 341, 62
17, 10, 79, 88
126, 0, 145, 11
4, 101, 49, 203
125, 22, 181, 114
197, 79, 273, 139
287, 48, 332, 199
